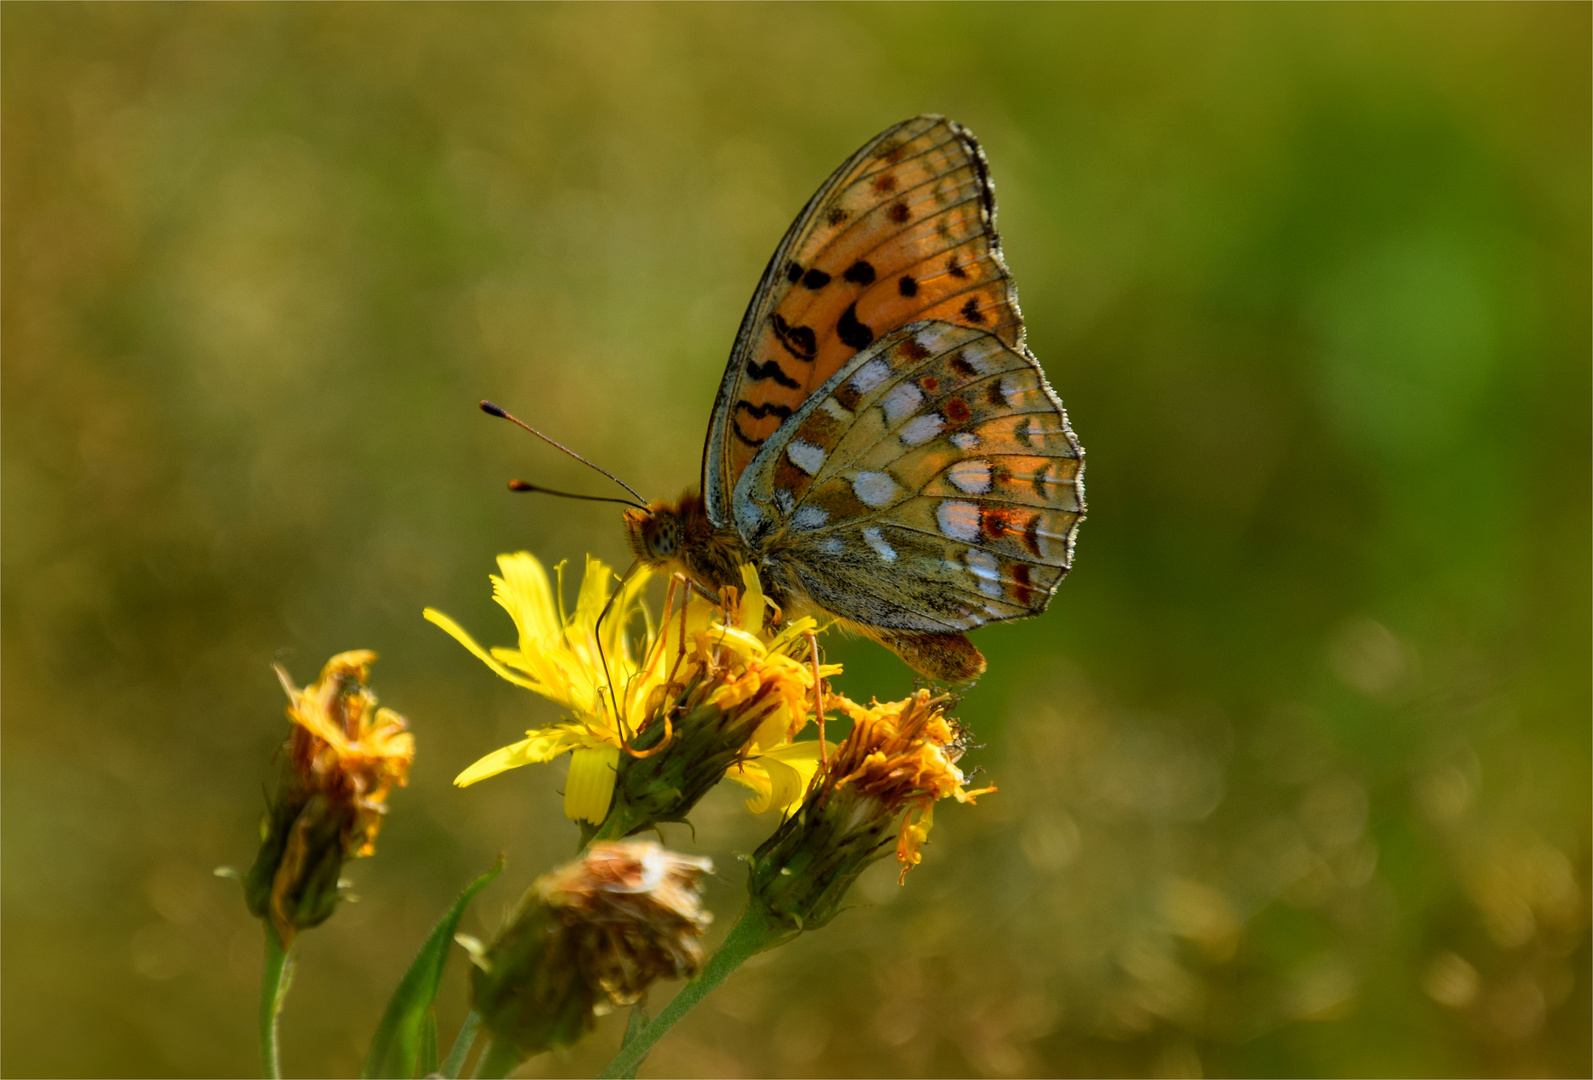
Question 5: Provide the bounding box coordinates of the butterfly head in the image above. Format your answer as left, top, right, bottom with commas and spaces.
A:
623, 501, 685, 566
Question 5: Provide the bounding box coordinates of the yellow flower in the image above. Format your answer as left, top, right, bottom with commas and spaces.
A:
744, 690, 994, 933
826, 689, 995, 878
426, 553, 834, 825
245, 650, 414, 944
276, 650, 415, 857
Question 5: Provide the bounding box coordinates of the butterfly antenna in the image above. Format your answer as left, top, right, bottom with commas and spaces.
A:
506, 479, 646, 510
480, 401, 648, 505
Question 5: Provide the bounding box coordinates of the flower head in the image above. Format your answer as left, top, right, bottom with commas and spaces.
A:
746, 689, 994, 932
827, 689, 994, 877
427, 554, 833, 828
470, 840, 713, 1058
244, 650, 414, 944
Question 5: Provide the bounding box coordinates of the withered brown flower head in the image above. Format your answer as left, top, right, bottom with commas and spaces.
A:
472, 841, 713, 1057
540, 841, 714, 1005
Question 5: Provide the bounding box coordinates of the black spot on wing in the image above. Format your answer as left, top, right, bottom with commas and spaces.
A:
746, 359, 799, 389
825, 205, 848, 226
888, 201, 910, 224
843, 259, 876, 285
734, 400, 794, 420
785, 261, 804, 285
947, 255, 968, 279
770, 312, 817, 360
961, 296, 988, 325
837, 302, 874, 350
802, 268, 831, 290
898, 274, 918, 297
731, 402, 791, 448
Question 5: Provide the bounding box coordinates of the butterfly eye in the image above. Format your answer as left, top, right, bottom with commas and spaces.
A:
648, 516, 682, 560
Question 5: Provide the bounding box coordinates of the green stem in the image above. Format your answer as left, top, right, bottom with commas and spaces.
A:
472, 1037, 523, 1079
259, 927, 295, 1079
596, 906, 781, 1079
613, 997, 650, 1080
584, 801, 648, 846
440, 1009, 481, 1079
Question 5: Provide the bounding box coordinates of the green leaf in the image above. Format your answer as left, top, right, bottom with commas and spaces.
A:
418, 1007, 441, 1076
361, 859, 503, 1079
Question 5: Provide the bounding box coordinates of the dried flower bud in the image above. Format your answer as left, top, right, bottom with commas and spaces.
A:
244, 651, 414, 944
472, 841, 713, 1058
748, 690, 994, 931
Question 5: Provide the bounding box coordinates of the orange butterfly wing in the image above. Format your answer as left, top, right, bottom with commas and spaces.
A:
702, 115, 1022, 526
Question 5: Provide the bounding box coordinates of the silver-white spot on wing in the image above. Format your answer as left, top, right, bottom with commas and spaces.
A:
850, 357, 892, 395
965, 338, 1003, 376
948, 460, 992, 494
882, 382, 924, 424
966, 548, 1002, 598
937, 500, 980, 541
792, 505, 829, 531
899, 413, 944, 447
852, 471, 900, 508
786, 438, 826, 476
951, 431, 981, 451
862, 526, 897, 562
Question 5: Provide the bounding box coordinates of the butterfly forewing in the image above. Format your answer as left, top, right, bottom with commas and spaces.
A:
733, 321, 1083, 635
703, 115, 1023, 526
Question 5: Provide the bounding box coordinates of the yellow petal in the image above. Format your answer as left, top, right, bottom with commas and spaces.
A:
738, 564, 766, 636
423, 608, 542, 691
727, 740, 823, 814
453, 728, 579, 786
564, 745, 620, 824
709, 624, 768, 658
493, 552, 560, 651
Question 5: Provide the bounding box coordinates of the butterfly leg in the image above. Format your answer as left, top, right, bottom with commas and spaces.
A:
686, 579, 722, 606
804, 629, 828, 767
595, 559, 645, 738
663, 573, 692, 685
622, 708, 674, 758
879, 630, 987, 683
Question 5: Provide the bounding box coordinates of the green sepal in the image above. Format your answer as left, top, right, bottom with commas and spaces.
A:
360, 858, 504, 1079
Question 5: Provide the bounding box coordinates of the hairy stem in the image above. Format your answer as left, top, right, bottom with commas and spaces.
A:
596, 906, 780, 1079
259, 927, 295, 1079
440, 1009, 482, 1079
472, 1037, 523, 1080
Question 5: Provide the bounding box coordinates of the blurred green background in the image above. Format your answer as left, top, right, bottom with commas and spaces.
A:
3, 4, 1588, 1077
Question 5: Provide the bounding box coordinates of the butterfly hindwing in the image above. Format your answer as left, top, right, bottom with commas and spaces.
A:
732, 321, 1083, 635
703, 115, 1022, 527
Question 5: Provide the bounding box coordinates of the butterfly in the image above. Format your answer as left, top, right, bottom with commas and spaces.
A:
623, 115, 1085, 681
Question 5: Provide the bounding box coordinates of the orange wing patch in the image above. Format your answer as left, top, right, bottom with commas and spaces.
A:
703, 115, 1023, 526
